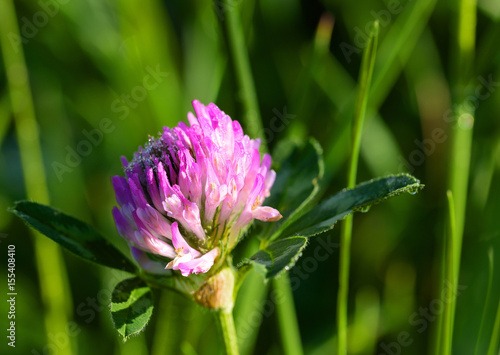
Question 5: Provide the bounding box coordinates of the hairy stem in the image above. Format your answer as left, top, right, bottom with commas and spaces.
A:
217, 309, 240, 355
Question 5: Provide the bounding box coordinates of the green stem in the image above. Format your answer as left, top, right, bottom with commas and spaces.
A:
233, 263, 269, 355
441, 191, 457, 355
449, 0, 477, 270
486, 294, 500, 355
222, 0, 267, 152
217, 309, 240, 355
447, 0, 477, 351
474, 248, 494, 355
337, 217, 352, 355
0, 1, 74, 354
222, 4, 298, 354
346, 23, 379, 188
337, 22, 379, 355
151, 290, 178, 355
288, 14, 334, 144
273, 274, 304, 355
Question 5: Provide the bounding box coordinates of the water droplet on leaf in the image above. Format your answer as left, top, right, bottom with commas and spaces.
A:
407, 187, 419, 195
360, 205, 371, 213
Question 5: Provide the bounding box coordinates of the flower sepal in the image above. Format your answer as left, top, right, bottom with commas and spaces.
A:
194, 265, 236, 312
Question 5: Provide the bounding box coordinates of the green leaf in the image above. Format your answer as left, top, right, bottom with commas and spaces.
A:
9, 201, 137, 273
281, 174, 423, 238
110, 277, 154, 341
249, 237, 308, 278
262, 139, 324, 241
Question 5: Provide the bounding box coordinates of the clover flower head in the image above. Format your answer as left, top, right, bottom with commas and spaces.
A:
112, 100, 282, 277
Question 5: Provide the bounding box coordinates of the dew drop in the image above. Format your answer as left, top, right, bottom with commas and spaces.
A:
360, 205, 371, 213
407, 187, 419, 195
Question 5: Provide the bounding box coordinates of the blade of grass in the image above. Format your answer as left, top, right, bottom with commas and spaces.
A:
273, 273, 303, 355
370, 0, 438, 109
0, 1, 75, 354
475, 22, 500, 75
432, 225, 447, 355
0, 94, 11, 147
117, 335, 148, 355
151, 290, 178, 355
449, 0, 477, 251
285, 13, 335, 143
441, 191, 458, 355
233, 267, 269, 355
321, 0, 437, 181
285, 0, 436, 195
184, 2, 226, 105
221, 3, 304, 353
487, 292, 500, 355
116, 0, 185, 124
474, 248, 494, 355
222, 0, 266, 152
447, 0, 477, 351
220, 4, 270, 353
337, 21, 379, 355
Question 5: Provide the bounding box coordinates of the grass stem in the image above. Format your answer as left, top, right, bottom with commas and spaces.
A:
273, 274, 304, 355
223, 1, 266, 152
0, 1, 74, 354
446, 0, 477, 353
337, 21, 379, 355
441, 191, 457, 355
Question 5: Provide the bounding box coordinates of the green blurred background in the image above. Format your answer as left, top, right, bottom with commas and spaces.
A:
1, 0, 500, 354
